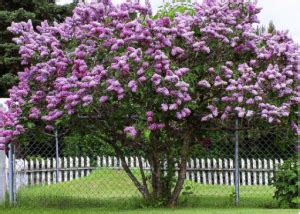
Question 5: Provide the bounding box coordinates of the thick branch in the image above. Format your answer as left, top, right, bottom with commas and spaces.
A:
111, 143, 150, 200
138, 156, 150, 197
167, 131, 191, 207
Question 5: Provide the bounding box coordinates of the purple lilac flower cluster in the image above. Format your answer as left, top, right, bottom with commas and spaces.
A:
0, 0, 299, 149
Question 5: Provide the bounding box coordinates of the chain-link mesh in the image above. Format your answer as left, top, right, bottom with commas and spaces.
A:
10, 124, 297, 209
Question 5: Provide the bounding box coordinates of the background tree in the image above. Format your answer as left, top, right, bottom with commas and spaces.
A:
0, 0, 75, 97
0, 0, 299, 207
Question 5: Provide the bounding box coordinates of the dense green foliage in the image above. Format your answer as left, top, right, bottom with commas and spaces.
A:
273, 157, 300, 208
0, 0, 74, 97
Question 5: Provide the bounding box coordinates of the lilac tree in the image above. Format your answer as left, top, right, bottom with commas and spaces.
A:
0, 0, 299, 206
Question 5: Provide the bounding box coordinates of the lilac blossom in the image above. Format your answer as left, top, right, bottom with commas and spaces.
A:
124, 126, 137, 138
0, 0, 299, 150
198, 80, 211, 88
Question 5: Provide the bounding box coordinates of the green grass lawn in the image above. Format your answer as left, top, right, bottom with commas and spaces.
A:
0, 207, 297, 214
0, 169, 297, 213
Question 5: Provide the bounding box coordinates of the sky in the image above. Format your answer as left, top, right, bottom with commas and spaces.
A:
56, 0, 300, 43
0, 99, 8, 112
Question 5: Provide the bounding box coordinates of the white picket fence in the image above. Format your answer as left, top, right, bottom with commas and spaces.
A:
13, 156, 283, 190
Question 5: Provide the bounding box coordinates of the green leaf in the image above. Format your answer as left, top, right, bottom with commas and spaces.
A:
143, 130, 151, 139
26, 121, 35, 129
291, 197, 300, 204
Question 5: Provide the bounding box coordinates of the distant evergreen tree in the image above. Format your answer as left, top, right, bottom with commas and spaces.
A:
0, 0, 75, 97
268, 21, 276, 34
256, 21, 277, 36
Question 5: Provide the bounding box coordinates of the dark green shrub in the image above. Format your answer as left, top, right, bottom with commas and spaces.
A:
273, 157, 300, 208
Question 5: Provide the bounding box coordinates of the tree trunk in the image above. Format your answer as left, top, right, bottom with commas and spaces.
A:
167, 131, 191, 207
148, 132, 163, 200
150, 152, 162, 199
164, 149, 175, 200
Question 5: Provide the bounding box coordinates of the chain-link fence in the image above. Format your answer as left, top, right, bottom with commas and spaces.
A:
5, 122, 297, 209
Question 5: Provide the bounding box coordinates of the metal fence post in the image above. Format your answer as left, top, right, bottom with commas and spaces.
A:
0, 150, 6, 205
13, 145, 16, 206
55, 129, 59, 183
234, 118, 240, 206
8, 144, 14, 206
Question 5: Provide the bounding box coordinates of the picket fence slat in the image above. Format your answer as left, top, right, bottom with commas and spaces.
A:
241, 159, 245, 185
86, 157, 91, 176
258, 159, 263, 185
264, 159, 268, 185
246, 159, 251, 185
195, 159, 200, 183
46, 159, 50, 184
80, 157, 85, 177
75, 157, 79, 179
103, 156, 107, 167
130, 157, 134, 168
36, 159, 40, 185
253, 159, 257, 185
186, 160, 190, 180
24, 160, 29, 187
213, 159, 217, 184
207, 159, 212, 184
218, 159, 223, 185
41, 159, 45, 185
229, 159, 234, 185
14, 156, 282, 187
269, 159, 274, 181
175, 161, 179, 178
63, 157, 68, 182
69, 157, 73, 181
30, 160, 34, 185
125, 157, 129, 167
108, 156, 113, 167
201, 159, 206, 184
224, 159, 229, 185
114, 157, 118, 168
57, 158, 61, 182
